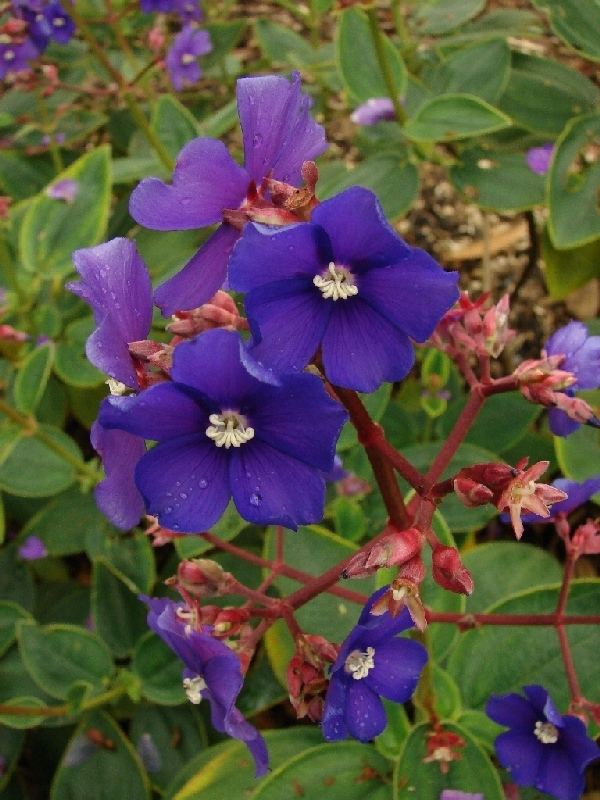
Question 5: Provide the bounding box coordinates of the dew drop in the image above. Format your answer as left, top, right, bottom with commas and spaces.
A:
179, 492, 188, 500
249, 492, 261, 507
198, 479, 208, 489
165, 506, 173, 513
252, 133, 263, 147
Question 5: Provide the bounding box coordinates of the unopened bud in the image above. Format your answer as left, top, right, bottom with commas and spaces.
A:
342, 527, 423, 579
177, 559, 231, 597
287, 634, 338, 722
432, 546, 474, 595
168, 291, 244, 336
454, 476, 494, 507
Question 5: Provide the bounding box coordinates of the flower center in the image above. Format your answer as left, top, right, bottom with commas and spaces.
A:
3, 49, 15, 61
53, 17, 65, 26
183, 675, 207, 704
344, 646, 375, 680
181, 52, 196, 65
534, 721, 559, 744
206, 410, 255, 448
313, 262, 358, 301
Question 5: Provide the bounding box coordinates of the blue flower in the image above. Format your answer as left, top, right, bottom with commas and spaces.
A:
99, 329, 347, 532
229, 186, 459, 392
350, 97, 396, 126
166, 24, 211, 91
322, 587, 427, 742
486, 685, 600, 800
142, 596, 269, 776
544, 321, 600, 436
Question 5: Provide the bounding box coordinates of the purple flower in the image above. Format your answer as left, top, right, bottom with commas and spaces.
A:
519, 475, 600, 525
0, 37, 39, 78
486, 685, 600, 800
98, 329, 347, 532
140, 0, 202, 19
322, 587, 427, 742
129, 73, 327, 316
18, 535, 47, 560
12, 0, 74, 50
91, 409, 146, 531
545, 321, 600, 436
526, 143, 554, 175
351, 98, 396, 126
68, 238, 153, 389
142, 595, 269, 776
166, 25, 211, 91
229, 186, 459, 392
46, 178, 78, 203
440, 793, 484, 800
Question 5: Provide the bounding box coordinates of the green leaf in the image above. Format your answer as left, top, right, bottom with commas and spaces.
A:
414, 0, 485, 34
331, 496, 367, 542
255, 19, 317, 65
531, 0, 600, 61
135, 227, 205, 282
318, 155, 419, 220
13, 343, 54, 415
237, 647, 287, 717
253, 742, 391, 800
542, 226, 600, 298
0, 545, 35, 611
463, 542, 562, 613
0, 696, 49, 729
17, 621, 114, 700
457, 709, 503, 753
0, 602, 32, 659
167, 728, 323, 800
427, 39, 510, 103
0, 153, 53, 200
132, 631, 186, 706
54, 316, 106, 389
92, 560, 148, 658
498, 53, 599, 136
548, 112, 600, 249
198, 99, 239, 139
394, 722, 504, 799
19, 146, 112, 277
404, 94, 511, 142
0, 725, 24, 791
203, 21, 246, 68
337, 7, 407, 103
130, 705, 206, 791
447, 580, 600, 711
374, 700, 411, 759
151, 95, 199, 161
555, 424, 600, 483
85, 530, 155, 594
0, 426, 81, 497
450, 146, 545, 211
51, 711, 151, 800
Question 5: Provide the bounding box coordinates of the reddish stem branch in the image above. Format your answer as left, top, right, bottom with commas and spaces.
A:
554, 554, 583, 703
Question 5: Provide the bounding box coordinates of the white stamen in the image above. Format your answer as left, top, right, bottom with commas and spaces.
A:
206, 411, 255, 449
534, 721, 559, 744
183, 675, 207, 704
3, 49, 15, 61
313, 262, 358, 301
106, 378, 128, 396
181, 52, 196, 65
344, 646, 375, 680
392, 586, 408, 602
53, 17, 65, 26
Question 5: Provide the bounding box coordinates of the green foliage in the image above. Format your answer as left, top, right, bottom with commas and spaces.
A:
531, 0, 600, 61
404, 94, 511, 142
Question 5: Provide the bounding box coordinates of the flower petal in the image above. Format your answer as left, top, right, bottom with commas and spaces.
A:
548, 407, 580, 437
86, 318, 140, 388
229, 221, 328, 292
311, 187, 409, 271
237, 72, 327, 185
364, 638, 427, 702
322, 298, 415, 392
322, 675, 349, 741
494, 730, 544, 788
250, 372, 346, 471
99, 383, 208, 441
154, 224, 240, 316
135, 434, 230, 532
535, 745, 585, 800
229, 441, 325, 529
345, 680, 386, 742
560, 716, 600, 771
245, 279, 331, 375
91, 415, 145, 530
129, 138, 249, 231
358, 251, 459, 342
486, 692, 539, 730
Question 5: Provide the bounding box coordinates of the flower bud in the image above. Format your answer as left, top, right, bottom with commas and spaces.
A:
432, 546, 474, 595
572, 518, 600, 557
454, 476, 494, 507
342, 527, 423, 579
287, 634, 338, 722
167, 291, 245, 337
177, 559, 231, 598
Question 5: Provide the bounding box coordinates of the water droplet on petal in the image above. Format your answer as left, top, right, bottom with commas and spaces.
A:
198, 479, 208, 489
252, 133, 263, 147
164, 506, 173, 514
249, 492, 261, 507
179, 492, 188, 500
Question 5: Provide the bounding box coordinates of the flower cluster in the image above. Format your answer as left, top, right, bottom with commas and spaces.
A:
1, 1, 74, 79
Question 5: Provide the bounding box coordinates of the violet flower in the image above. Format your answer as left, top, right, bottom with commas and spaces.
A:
322, 587, 427, 742
141, 0, 202, 19
486, 685, 600, 800
129, 72, 327, 315
68, 238, 153, 389
0, 37, 39, 78
526, 143, 554, 175
99, 329, 346, 532
351, 97, 396, 126
440, 793, 484, 800
519, 475, 600, 525
142, 595, 269, 776
46, 178, 78, 203
166, 25, 211, 91
18, 535, 47, 560
544, 321, 600, 436
229, 186, 459, 392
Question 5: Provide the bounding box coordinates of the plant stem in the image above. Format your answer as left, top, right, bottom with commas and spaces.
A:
0, 685, 125, 719
366, 7, 407, 125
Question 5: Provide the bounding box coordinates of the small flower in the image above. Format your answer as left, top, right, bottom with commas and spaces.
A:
140, 0, 203, 21
0, 36, 38, 79
166, 25, 211, 91
350, 97, 396, 126
142, 595, 268, 776
526, 143, 554, 175
423, 728, 466, 774
68, 238, 153, 389
46, 178, 78, 204
130, 73, 327, 315
486, 685, 600, 800
544, 321, 600, 436
18, 535, 47, 560
496, 460, 567, 540
322, 587, 427, 742
99, 329, 346, 532
519, 476, 600, 525
229, 186, 459, 392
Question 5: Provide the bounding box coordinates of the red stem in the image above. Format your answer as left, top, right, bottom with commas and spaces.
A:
554, 554, 583, 703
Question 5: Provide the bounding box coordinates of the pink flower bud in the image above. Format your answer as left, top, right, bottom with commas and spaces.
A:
342, 527, 423, 579
432, 546, 474, 595
167, 291, 244, 336
572, 519, 600, 556
148, 25, 165, 52
454, 476, 494, 507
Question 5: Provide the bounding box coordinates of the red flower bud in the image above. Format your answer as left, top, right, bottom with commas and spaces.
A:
432, 546, 474, 595
342, 527, 423, 579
